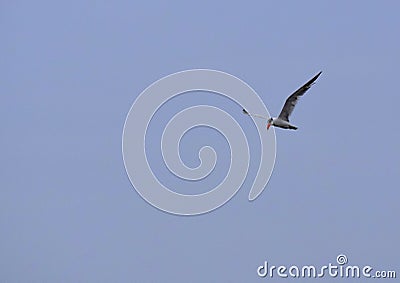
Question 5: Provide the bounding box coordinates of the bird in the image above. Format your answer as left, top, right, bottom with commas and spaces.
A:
243, 71, 322, 130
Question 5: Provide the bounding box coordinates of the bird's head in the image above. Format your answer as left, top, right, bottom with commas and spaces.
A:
267, 118, 273, 130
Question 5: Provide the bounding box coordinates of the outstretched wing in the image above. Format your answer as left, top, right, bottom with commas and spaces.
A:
242, 108, 269, 120
278, 71, 322, 122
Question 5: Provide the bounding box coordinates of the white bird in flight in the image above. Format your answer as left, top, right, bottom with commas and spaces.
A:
243, 71, 322, 130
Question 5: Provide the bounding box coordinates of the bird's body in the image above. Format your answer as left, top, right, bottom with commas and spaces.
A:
269, 118, 297, 130
243, 71, 322, 131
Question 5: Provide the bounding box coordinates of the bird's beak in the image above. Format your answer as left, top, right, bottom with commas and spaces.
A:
267, 123, 271, 130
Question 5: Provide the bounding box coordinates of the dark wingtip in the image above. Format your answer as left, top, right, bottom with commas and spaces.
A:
307, 71, 323, 86
242, 108, 249, 115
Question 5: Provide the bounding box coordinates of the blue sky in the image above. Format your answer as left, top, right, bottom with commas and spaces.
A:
1, 1, 399, 282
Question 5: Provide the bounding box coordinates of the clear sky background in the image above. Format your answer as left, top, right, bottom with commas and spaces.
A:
1, 1, 399, 282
